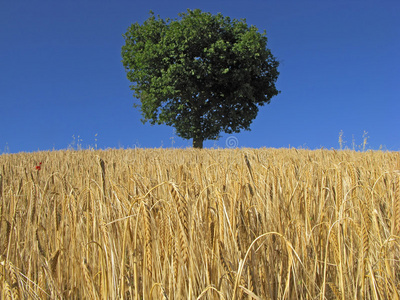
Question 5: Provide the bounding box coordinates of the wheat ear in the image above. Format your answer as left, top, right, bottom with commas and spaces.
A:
49, 249, 60, 279
36, 228, 46, 257
37, 267, 46, 299
3, 220, 11, 254
395, 173, 400, 235
5, 260, 20, 300
218, 241, 233, 283
216, 190, 224, 241
170, 183, 189, 266
82, 259, 98, 299
336, 168, 343, 212
3, 281, 12, 300
328, 282, 342, 300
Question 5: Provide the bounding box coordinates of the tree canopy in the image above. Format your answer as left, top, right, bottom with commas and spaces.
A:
122, 9, 280, 148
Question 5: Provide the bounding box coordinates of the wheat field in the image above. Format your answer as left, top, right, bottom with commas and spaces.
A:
0, 148, 399, 299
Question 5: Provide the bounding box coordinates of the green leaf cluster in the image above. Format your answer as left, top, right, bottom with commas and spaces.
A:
122, 9, 280, 147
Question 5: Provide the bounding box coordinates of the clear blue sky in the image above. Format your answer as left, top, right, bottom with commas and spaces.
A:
1, 0, 399, 153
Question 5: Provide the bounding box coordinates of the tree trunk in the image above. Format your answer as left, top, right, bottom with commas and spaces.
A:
193, 137, 204, 149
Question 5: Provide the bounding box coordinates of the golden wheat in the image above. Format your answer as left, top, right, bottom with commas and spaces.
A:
0, 148, 399, 298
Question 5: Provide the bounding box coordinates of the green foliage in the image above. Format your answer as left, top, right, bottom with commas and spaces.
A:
122, 9, 280, 148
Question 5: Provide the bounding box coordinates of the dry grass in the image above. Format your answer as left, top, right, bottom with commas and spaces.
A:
0, 148, 399, 299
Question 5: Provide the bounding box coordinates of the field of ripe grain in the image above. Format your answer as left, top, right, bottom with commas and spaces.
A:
0, 148, 399, 299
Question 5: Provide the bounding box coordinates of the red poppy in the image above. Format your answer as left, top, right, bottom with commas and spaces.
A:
35, 165, 41, 171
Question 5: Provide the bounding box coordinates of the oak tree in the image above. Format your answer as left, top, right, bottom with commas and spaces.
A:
122, 9, 280, 148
